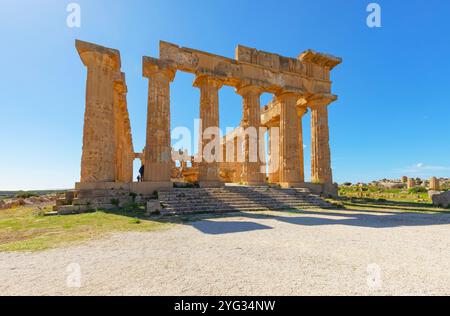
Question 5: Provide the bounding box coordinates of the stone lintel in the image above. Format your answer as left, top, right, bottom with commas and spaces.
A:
298, 49, 342, 70
159, 41, 333, 95
235, 44, 341, 79
142, 56, 176, 81
261, 94, 329, 127
236, 45, 282, 69
75, 39, 121, 70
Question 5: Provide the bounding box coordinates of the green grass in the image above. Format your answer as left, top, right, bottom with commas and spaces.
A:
0, 206, 171, 252
334, 184, 450, 214
338, 185, 430, 203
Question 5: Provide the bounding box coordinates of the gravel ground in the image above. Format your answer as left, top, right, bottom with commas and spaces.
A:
1, 208, 450, 296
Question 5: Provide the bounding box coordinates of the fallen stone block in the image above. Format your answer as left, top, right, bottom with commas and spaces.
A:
146, 200, 161, 215
432, 191, 450, 208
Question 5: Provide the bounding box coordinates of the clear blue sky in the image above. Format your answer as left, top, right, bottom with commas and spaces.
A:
1, 0, 449, 190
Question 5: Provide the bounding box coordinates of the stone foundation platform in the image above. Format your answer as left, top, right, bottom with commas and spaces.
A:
54, 183, 336, 216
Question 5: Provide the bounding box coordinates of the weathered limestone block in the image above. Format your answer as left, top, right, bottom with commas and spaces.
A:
428, 190, 441, 200
146, 200, 162, 215
309, 95, 335, 185
143, 57, 176, 183
194, 75, 223, 187
431, 191, 450, 208
76, 40, 122, 183
236, 46, 341, 82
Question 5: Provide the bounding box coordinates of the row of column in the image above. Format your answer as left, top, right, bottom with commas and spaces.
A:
143, 67, 334, 187
143, 65, 267, 187
77, 41, 334, 188
268, 94, 334, 186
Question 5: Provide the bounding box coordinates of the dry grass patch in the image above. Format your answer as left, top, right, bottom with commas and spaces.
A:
0, 206, 172, 252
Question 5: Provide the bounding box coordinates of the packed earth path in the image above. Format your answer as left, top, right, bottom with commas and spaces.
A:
2, 208, 450, 296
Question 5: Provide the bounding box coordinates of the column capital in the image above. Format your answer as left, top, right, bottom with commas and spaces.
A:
275, 91, 304, 102
143, 56, 176, 82
297, 106, 308, 117
193, 74, 223, 89
307, 94, 338, 108
76, 40, 121, 71
236, 84, 263, 97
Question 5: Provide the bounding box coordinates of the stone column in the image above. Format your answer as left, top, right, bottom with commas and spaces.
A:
123, 119, 134, 183
309, 96, 334, 185
430, 177, 440, 190
119, 95, 134, 183
276, 92, 303, 187
297, 106, 308, 183
267, 125, 280, 184
113, 74, 127, 182
236, 85, 264, 185
143, 58, 176, 184
194, 75, 223, 187
76, 40, 121, 183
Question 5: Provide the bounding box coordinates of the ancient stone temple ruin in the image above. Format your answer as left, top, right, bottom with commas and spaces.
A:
56, 39, 342, 214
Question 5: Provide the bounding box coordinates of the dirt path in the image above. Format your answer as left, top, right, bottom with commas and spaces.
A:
2, 208, 450, 295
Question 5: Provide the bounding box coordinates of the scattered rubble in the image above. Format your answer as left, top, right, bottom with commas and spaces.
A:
0, 194, 61, 210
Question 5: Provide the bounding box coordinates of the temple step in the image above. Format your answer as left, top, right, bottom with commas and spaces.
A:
157, 187, 331, 215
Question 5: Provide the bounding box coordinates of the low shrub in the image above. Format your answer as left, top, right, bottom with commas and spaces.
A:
110, 198, 120, 207
130, 217, 141, 224
123, 201, 139, 212
129, 192, 138, 202
14, 191, 37, 199
408, 187, 427, 194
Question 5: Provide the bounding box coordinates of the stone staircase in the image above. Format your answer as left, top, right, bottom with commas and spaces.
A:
157, 186, 332, 215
